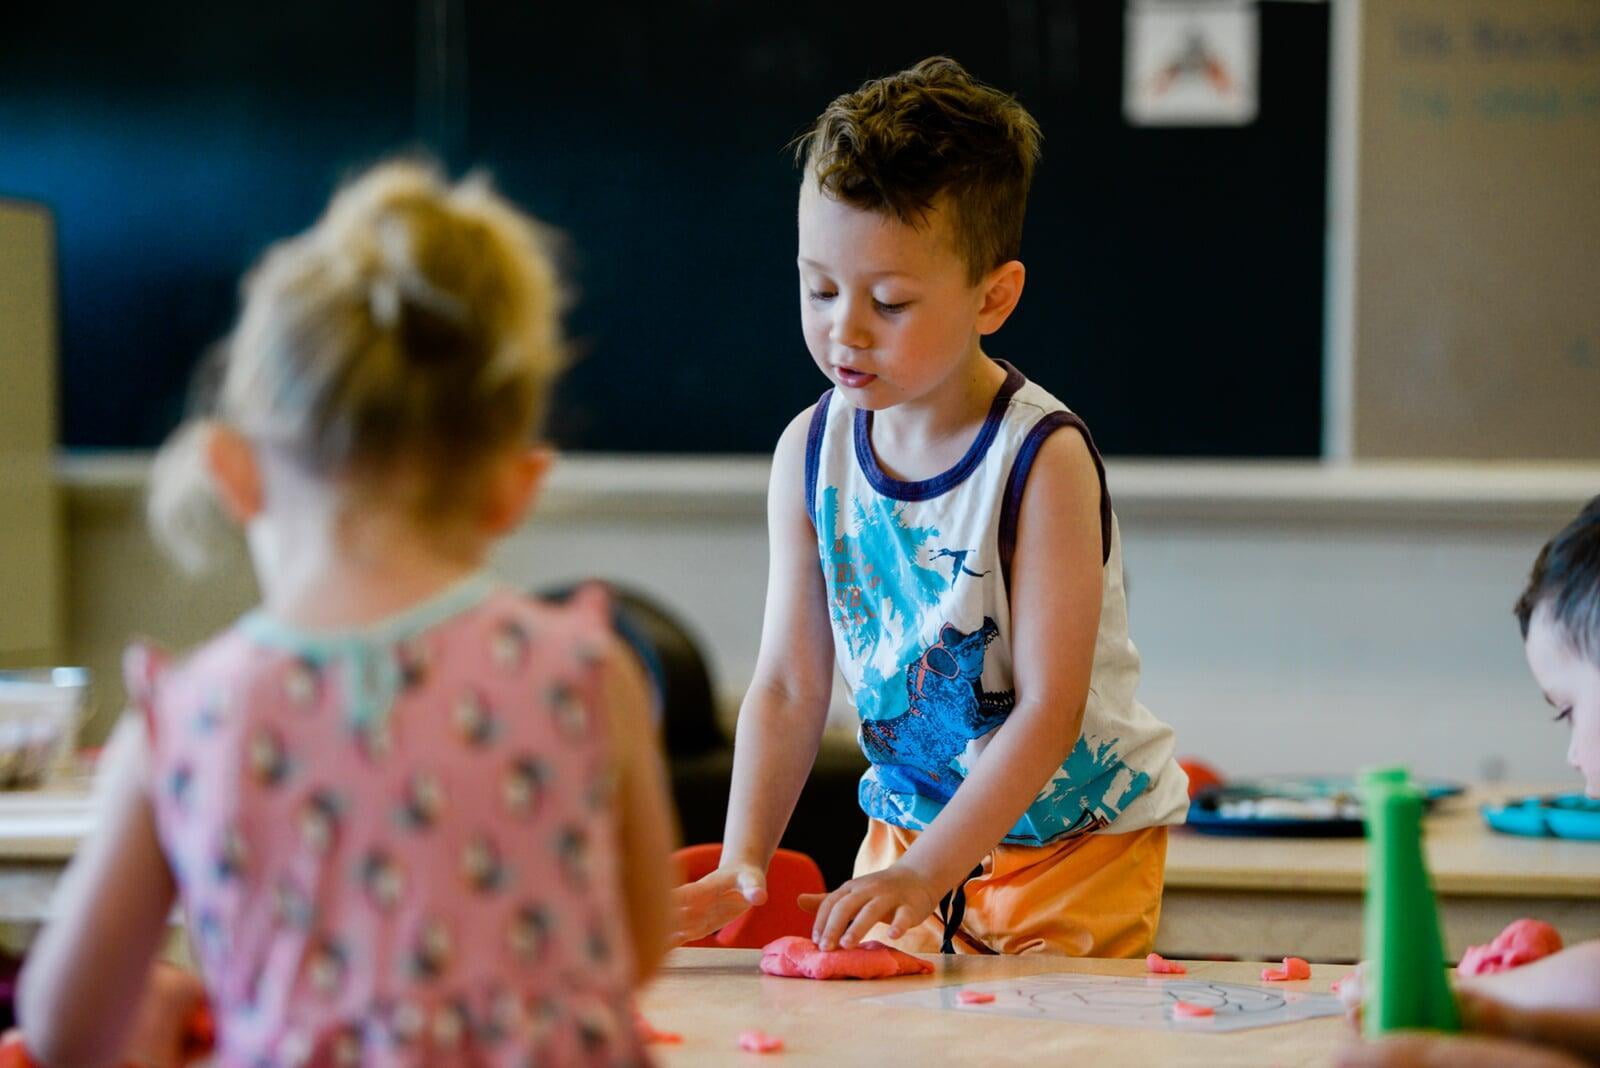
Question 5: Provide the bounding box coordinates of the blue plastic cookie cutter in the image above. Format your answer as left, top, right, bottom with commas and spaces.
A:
1481, 794, 1600, 841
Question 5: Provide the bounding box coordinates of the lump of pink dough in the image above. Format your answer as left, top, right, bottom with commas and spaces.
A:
1458, 919, 1563, 977
956, 990, 996, 1005
1146, 952, 1187, 975
738, 1030, 784, 1053
758, 936, 935, 980
1261, 956, 1312, 982
1172, 1001, 1215, 1019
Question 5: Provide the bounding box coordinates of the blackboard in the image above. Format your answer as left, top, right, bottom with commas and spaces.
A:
0, 1, 1329, 457
1353, 0, 1600, 459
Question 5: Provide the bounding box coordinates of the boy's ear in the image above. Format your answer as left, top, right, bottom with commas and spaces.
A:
976, 260, 1026, 336
483, 446, 554, 536
202, 422, 264, 524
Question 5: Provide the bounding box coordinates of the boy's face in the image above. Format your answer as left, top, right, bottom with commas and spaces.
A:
796, 180, 990, 410
1523, 606, 1600, 798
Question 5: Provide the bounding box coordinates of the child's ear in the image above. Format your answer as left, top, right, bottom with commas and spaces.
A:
483, 446, 554, 536
976, 260, 1026, 336
202, 422, 264, 524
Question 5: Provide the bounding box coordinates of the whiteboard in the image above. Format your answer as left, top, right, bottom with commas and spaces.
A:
1352, 0, 1600, 459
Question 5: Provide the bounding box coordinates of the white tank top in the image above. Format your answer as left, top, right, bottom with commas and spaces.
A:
805, 362, 1188, 845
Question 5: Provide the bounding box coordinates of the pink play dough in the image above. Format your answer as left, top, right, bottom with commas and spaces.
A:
634, 1013, 682, 1045
1172, 1001, 1215, 1019
759, 936, 935, 980
956, 990, 996, 1005
1146, 952, 1187, 975
1458, 919, 1563, 977
1261, 956, 1312, 982
738, 1030, 784, 1053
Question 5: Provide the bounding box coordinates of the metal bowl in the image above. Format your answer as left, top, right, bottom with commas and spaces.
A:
0, 668, 88, 788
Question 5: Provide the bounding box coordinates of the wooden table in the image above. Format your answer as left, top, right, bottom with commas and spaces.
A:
2, 782, 1595, 966
1159, 785, 1600, 962
640, 949, 1354, 1067
0, 787, 94, 950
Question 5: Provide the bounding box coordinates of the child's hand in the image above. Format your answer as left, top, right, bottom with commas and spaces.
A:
1337, 961, 1367, 1018
799, 864, 937, 951
673, 864, 767, 945
1338, 965, 1495, 1034
124, 962, 208, 1068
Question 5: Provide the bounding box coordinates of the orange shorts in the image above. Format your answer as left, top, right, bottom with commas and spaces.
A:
853, 818, 1169, 957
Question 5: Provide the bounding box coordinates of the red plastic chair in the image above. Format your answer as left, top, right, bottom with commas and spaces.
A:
675, 844, 826, 949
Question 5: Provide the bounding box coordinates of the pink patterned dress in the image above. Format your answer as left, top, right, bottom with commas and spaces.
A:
128, 575, 649, 1066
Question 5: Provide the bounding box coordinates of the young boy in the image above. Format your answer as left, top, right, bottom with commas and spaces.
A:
676, 57, 1189, 957
1340, 496, 1600, 1066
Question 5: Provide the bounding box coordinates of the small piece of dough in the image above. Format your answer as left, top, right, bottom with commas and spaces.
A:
759, 936, 935, 980
634, 1013, 683, 1045
956, 990, 996, 1005
738, 1030, 784, 1053
1261, 956, 1312, 982
1146, 952, 1187, 975
1458, 919, 1563, 977
1172, 1001, 1215, 1019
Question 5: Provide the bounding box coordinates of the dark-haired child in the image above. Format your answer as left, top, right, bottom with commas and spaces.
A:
677, 57, 1188, 958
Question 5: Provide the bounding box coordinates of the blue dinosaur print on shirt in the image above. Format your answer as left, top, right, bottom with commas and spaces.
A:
820, 485, 1153, 845
859, 618, 1014, 801
818, 487, 949, 723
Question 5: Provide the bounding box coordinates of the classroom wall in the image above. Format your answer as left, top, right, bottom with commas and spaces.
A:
60, 454, 1595, 788
4, 1, 1332, 459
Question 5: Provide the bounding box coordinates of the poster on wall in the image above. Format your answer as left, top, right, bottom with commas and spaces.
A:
1125, 0, 1260, 126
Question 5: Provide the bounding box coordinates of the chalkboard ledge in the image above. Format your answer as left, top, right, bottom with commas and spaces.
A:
57, 452, 1598, 529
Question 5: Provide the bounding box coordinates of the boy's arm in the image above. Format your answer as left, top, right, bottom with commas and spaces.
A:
1458, 943, 1600, 1063
1462, 942, 1600, 1013
810, 428, 1104, 950
1336, 1032, 1591, 1068
1337, 945, 1600, 1065
17, 715, 179, 1066
674, 408, 837, 943
606, 633, 678, 983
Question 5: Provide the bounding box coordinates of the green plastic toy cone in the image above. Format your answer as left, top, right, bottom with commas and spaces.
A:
1360, 766, 1461, 1036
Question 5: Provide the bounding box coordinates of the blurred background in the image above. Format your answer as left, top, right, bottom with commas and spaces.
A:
1, 1, 1597, 870
2, 0, 1330, 456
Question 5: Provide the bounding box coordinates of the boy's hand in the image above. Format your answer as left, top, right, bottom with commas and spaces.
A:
799, 864, 937, 951
1337, 961, 1368, 1018
1339, 965, 1495, 1035
672, 864, 767, 945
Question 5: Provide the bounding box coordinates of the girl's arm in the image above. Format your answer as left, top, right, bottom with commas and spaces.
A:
17, 715, 179, 1067
810, 428, 1105, 949
674, 408, 837, 943
605, 634, 678, 984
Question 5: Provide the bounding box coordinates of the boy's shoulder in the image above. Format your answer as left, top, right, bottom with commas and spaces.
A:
773, 393, 830, 468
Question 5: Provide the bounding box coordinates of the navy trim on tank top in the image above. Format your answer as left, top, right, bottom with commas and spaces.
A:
803, 389, 834, 528
998, 411, 1114, 592
851, 362, 1026, 502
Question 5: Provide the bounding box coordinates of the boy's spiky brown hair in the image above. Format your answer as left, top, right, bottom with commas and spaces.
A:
793, 56, 1042, 282
1516, 494, 1600, 661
